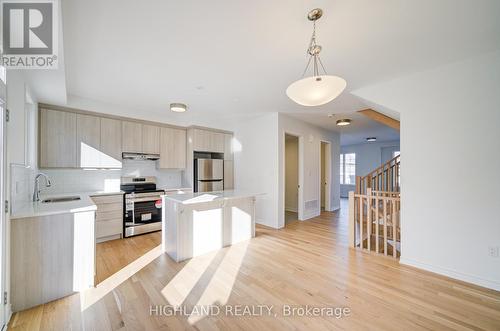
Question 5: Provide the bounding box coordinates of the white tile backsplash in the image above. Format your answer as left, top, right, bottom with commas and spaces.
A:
40, 159, 183, 194
10, 164, 35, 214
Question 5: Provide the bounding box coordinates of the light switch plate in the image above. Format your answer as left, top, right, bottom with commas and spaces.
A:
488, 246, 499, 258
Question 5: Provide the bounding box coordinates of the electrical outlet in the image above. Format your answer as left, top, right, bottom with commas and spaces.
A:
488, 246, 499, 258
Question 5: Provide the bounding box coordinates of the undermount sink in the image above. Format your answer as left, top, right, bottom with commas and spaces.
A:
42, 196, 81, 203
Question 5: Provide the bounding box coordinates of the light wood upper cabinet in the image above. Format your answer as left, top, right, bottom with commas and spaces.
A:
158, 127, 186, 169
122, 121, 142, 153
76, 114, 101, 168
224, 160, 234, 189
192, 129, 208, 152
212, 132, 225, 153
100, 118, 122, 168
192, 129, 225, 153
40, 109, 77, 168
142, 124, 160, 154
224, 133, 233, 160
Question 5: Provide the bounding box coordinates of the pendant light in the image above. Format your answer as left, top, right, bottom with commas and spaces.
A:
286, 8, 346, 107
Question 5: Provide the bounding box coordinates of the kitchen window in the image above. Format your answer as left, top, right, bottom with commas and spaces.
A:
340, 153, 356, 185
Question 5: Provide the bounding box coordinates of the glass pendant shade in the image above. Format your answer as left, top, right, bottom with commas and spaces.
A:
286, 75, 347, 107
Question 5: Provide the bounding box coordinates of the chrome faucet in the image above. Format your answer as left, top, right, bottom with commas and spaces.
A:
33, 173, 52, 202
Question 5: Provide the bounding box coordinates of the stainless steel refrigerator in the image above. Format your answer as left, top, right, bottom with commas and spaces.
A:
194, 158, 224, 192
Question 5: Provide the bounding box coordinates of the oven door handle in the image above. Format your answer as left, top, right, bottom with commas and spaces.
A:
127, 197, 162, 203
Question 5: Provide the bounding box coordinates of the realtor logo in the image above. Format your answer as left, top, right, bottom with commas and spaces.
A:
1, 0, 58, 69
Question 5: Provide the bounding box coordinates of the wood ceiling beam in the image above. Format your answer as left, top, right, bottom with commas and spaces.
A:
358, 109, 400, 131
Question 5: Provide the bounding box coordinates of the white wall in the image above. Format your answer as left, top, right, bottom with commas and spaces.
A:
232, 113, 341, 229
340, 140, 400, 197
352, 50, 500, 290
285, 136, 298, 212
278, 113, 341, 228
232, 113, 279, 228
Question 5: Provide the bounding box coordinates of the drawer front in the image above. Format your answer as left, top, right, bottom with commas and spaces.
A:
91, 194, 123, 204
96, 218, 122, 238
96, 210, 123, 222
95, 202, 123, 213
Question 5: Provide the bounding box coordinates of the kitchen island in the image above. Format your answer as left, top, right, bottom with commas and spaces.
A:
162, 190, 257, 262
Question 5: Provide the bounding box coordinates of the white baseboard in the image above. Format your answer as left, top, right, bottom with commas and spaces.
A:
302, 210, 320, 221
399, 257, 500, 291
255, 218, 280, 229
285, 207, 297, 213
3, 303, 12, 330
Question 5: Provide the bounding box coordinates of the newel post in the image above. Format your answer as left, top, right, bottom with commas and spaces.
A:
348, 191, 355, 247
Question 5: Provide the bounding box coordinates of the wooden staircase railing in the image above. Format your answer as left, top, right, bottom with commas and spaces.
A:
348, 189, 401, 258
356, 154, 400, 194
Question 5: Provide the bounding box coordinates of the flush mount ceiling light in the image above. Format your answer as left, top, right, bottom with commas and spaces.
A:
366, 137, 377, 142
170, 103, 187, 113
336, 119, 351, 126
286, 8, 347, 107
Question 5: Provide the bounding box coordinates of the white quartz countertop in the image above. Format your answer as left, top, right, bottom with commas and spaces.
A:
11, 193, 98, 220
162, 190, 262, 205
160, 187, 192, 192
86, 190, 124, 197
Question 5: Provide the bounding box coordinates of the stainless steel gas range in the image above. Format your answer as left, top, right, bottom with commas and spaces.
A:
120, 176, 163, 238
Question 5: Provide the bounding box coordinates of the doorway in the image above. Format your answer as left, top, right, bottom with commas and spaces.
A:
320, 141, 332, 212
285, 134, 299, 224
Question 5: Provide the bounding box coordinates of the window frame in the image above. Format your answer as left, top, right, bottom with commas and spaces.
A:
340, 152, 356, 185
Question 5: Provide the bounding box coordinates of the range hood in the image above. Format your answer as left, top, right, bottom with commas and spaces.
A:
122, 152, 160, 161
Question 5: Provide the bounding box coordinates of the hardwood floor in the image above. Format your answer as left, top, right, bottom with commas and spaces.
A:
8, 201, 500, 330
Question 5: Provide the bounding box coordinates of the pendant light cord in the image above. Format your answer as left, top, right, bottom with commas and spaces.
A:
301, 19, 328, 78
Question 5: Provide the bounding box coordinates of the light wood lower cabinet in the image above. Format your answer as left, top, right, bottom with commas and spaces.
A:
158, 127, 186, 169
91, 194, 123, 243
11, 211, 95, 312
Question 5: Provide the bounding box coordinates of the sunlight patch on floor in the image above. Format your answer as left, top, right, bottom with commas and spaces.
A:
187, 240, 249, 324
80, 245, 162, 311
161, 250, 218, 307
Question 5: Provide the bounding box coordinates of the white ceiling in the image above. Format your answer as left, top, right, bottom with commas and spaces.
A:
287, 111, 399, 146
32, 1, 500, 123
